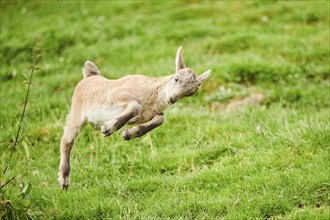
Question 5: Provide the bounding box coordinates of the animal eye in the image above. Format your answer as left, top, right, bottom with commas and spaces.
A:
174, 76, 179, 82
188, 69, 191, 73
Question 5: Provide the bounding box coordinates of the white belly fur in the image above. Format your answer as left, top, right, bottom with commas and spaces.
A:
84, 105, 125, 127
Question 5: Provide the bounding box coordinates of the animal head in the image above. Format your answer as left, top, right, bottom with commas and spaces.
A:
165, 47, 211, 105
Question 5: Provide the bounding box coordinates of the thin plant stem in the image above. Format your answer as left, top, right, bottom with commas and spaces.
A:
3, 36, 42, 175
0, 176, 15, 190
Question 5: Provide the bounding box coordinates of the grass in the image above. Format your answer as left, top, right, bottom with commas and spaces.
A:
0, 0, 329, 219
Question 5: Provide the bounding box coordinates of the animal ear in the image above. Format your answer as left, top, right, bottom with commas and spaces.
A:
175, 46, 186, 71
199, 70, 211, 82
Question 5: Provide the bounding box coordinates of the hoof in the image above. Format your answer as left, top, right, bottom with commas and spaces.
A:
101, 121, 116, 137
62, 183, 69, 191
101, 126, 113, 137
58, 172, 70, 191
102, 129, 112, 137
122, 130, 131, 141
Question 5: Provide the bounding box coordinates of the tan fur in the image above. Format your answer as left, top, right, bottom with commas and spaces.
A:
58, 47, 211, 189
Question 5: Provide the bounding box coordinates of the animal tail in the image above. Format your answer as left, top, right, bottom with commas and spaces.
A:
82, 61, 100, 78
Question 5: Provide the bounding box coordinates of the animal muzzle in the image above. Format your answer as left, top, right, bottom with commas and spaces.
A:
168, 97, 177, 105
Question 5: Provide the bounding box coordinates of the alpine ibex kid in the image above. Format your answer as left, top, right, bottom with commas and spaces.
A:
58, 47, 211, 189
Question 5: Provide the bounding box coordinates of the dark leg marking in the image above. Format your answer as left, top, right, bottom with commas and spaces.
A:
122, 113, 164, 140
102, 101, 141, 137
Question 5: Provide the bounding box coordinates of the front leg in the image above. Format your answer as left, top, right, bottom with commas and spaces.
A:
122, 113, 164, 141
102, 101, 141, 137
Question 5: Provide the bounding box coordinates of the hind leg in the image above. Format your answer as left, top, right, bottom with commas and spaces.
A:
58, 113, 85, 190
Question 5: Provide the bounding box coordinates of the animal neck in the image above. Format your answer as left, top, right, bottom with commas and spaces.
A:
156, 75, 173, 110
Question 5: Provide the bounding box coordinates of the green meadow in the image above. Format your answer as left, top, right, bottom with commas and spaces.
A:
1, 1, 329, 219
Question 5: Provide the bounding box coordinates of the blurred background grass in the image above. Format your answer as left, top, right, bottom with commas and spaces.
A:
0, 1, 329, 219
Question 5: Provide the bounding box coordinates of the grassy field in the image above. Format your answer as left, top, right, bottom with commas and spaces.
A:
1, 1, 329, 219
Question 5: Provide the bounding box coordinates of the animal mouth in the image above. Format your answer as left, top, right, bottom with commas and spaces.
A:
168, 98, 177, 105
186, 91, 196, 97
